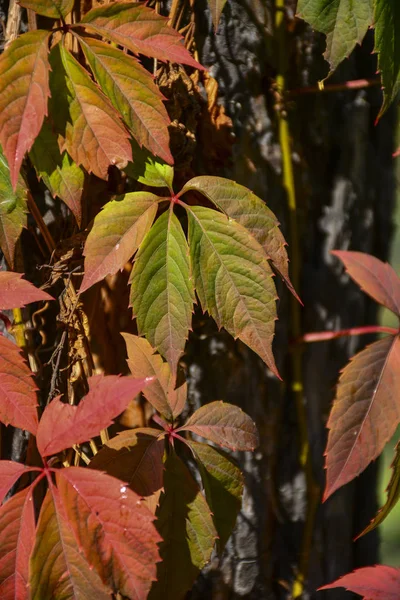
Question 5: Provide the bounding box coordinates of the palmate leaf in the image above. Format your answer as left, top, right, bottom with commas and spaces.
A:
0, 146, 27, 268
130, 208, 194, 377
80, 192, 159, 293
324, 335, 400, 500
0, 30, 51, 189
0, 461, 38, 504
57, 467, 161, 599
78, 36, 173, 164
124, 142, 174, 189
30, 487, 111, 600
19, 0, 74, 19
296, 0, 373, 74
149, 451, 217, 600
30, 119, 85, 226
122, 333, 187, 420
79, 2, 202, 70
178, 401, 259, 451
186, 205, 279, 377
49, 43, 132, 181
374, 0, 400, 118
0, 272, 52, 309
36, 374, 151, 457
0, 486, 35, 600
0, 336, 38, 435
320, 565, 400, 599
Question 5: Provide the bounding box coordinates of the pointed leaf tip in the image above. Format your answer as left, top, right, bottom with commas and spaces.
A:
320, 565, 400, 599
0, 271, 53, 310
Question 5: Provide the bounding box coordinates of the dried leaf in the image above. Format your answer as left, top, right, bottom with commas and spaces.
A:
320, 565, 400, 599
0, 146, 27, 268
19, 0, 74, 19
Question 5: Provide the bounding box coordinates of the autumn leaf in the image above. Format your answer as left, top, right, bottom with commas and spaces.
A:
0, 336, 38, 435
374, 0, 400, 118
80, 192, 159, 293
36, 374, 152, 457
320, 564, 400, 599
79, 2, 203, 69
207, 0, 228, 29
0, 147, 27, 268
124, 142, 174, 189
324, 335, 400, 500
0, 461, 38, 504
0, 30, 51, 189
19, 0, 74, 19
130, 208, 194, 376
0, 272, 52, 310
178, 400, 259, 451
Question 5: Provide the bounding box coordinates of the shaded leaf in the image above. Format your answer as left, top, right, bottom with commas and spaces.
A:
374, 0, 400, 118
0, 485, 35, 600
30, 487, 111, 600
181, 176, 298, 301
57, 467, 161, 599
0, 336, 38, 435
149, 451, 217, 600
124, 141, 174, 189
186, 205, 279, 377
90, 427, 164, 513
80, 3, 202, 69
0, 272, 52, 310
324, 335, 400, 500
30, 119, 85, 226
332, 250, 400, 317
79, 36, 173, 164
37, 374, 152, 457
0, 30, 51, 188
320, 565, 400, 599
130, 208, 194, 376
207, 0, 228, 29
122, 333, 187, 420
189, 440, 243, 552
178, 400, 258, 451
0, 461, 37, 504
80, 192, 158, 293
19, 0, 74, 19
0, 146, 27, 268
49, 43, 132, 180
296, 0, 373, 74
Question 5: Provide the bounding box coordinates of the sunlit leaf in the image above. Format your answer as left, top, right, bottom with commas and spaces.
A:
122, 334, 187, 420
374, 0, 400, 118
57, 467, 161, 599
0, 336, 38, 435
189, 440, 243, 552
149, 451, 217, 600
80, 192, 158, 293
49, 43, 132, 180
19, 0, 74, 19
0, 485, 35, 600
324, 335, 400, 500
0, 146, 27, 268
0, 272, 52, 310
124, 142, 174, 189
30, 119, 85, 226
79, 2, 203, 69
207, 0, 228, 29
0, 30, 51, 189
178, 400, 258, 451
186, 205, 279, 377
130, 208, 194, 376
0, 461, 37, 504
36, 374, 152, 457
79, 36, 173, 164
320, 565, 400, 599
296, 0, 373, 74
30, 487, 111, 600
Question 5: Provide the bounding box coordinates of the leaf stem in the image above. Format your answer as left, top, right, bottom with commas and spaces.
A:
288, 78, 381, 97
301, 325, 398, 343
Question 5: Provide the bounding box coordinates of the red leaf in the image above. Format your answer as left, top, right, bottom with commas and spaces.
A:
79, 3, 203, 70
0, 30, 51, 189
0, 462, 37, 504
0, 486, 35, 600
0, 336, 38, 435
320, 565, 400, 599
57, 467, 161, 599
324, 335, 400, 500
36, 374, 152, 457
332, 250, 400, 317
177, 400, 259, 451
0, 272, 53, 310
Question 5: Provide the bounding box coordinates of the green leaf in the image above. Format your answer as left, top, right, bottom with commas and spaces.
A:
189, 440, 243, 552
49, 43, 132, 181
297, 0, 373, 74
186, 205, 279, 377
130, 208, 194, 376
78, 36, 173, 165
81, 192, 159, 292
374, 0, 400, 117
0, 146, 27, 267
122, 333, 187, 420
207, 0, 228, 30
149, 451, 217, 600
181, 175, 299, 301
30, 118, 85, 226
125, 141, 174, 189
19, 0, 74, 19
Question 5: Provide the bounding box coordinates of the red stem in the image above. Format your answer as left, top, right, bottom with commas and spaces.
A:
288, 78, 381, 97
301, 325, 398, 343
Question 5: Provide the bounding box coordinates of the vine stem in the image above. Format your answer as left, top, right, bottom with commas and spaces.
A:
301, 325, 398, 343
274, 1, 319, 597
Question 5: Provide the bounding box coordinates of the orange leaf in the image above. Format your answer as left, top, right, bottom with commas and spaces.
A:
0, 272, 52, 310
